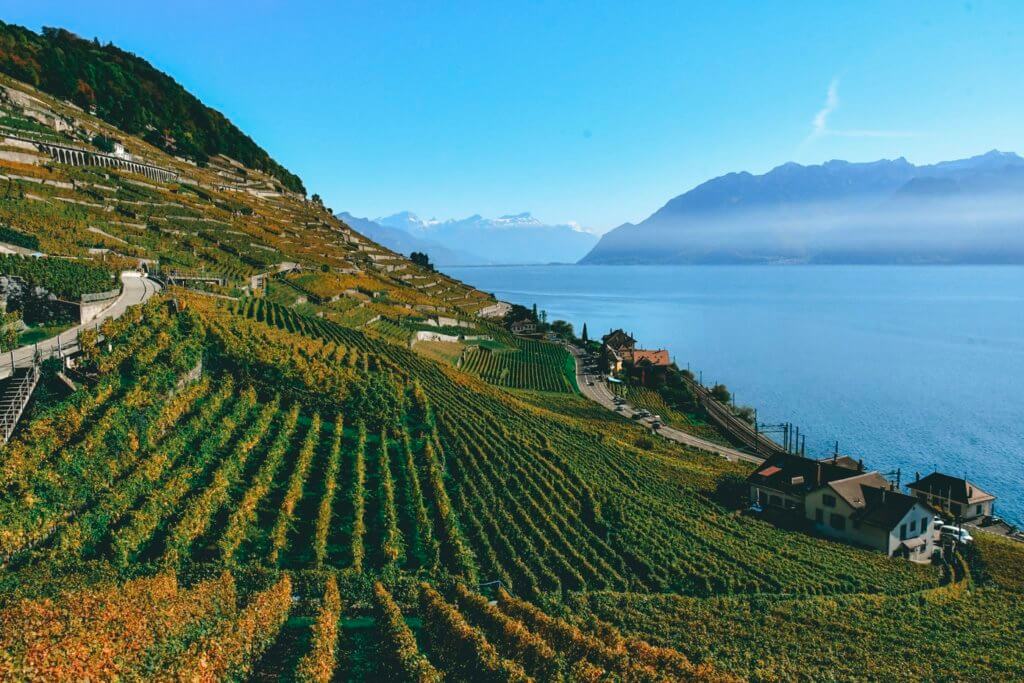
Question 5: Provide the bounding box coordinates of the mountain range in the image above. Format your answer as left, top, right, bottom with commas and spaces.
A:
580, 150, 1024, 264
342, 211, 598, 265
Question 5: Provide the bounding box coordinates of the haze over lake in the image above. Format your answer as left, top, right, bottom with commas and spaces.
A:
449, 264, 1024, 525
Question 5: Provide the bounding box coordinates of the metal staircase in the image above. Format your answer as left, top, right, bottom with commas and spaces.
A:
0, 364, 40, 444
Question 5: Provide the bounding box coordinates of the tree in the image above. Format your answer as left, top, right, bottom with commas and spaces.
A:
0, 310, 20, 352
549, 320, 573, 339
409, 252, 434, 271
531, 303, 538, 320
581, 323, 588, 345
711, 383, 731, 404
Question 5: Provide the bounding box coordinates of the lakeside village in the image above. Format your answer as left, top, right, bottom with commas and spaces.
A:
505, 305, 1021, 564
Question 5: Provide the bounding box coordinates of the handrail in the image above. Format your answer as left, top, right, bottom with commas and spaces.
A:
0, 363, 40, 443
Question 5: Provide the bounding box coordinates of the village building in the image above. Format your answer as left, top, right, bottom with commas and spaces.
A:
747, 452, 863, 512
805, 471, 935, 561
601, 329, 636, 373
627, 348, 671, 366
509, 319, 536, 335
602, 328, 636, 352
748, 453, 935, 561
906, 472, 996, 522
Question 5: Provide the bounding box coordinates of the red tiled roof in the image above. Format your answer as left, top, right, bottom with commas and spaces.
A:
628, 349, 670, 366
757, 465, 782, 477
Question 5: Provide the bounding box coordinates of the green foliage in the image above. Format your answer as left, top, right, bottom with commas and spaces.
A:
0, 309, 19, 351
0, 225, 39, 251
0, 254, 115, 299
0, 21, 305, 193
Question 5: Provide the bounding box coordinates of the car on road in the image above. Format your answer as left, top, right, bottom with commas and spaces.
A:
586, 381, 594, 386
939, 525, 973, 544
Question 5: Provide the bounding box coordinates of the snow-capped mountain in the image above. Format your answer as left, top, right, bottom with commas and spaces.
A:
375, 211, 598, 264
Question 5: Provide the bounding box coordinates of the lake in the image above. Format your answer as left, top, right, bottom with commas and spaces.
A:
447, 265, 1024, 525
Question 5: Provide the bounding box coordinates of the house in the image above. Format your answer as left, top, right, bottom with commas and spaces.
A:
748, 452, 865, 512
806, 472, 935, 561
602, 329, 636, 352
627, 348, 671, 367
906, 472, 996, 522
601, 329, 636, 373
509, 319, 536, 335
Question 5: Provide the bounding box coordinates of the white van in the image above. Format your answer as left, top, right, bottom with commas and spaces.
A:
939, 525, 973, 544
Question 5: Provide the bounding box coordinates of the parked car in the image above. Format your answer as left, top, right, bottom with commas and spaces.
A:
933, 516, 945, 530
939, 525, 973, 544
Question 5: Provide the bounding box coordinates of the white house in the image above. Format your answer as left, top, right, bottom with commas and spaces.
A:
906, 472, 996, 523
806, 471, 935, 562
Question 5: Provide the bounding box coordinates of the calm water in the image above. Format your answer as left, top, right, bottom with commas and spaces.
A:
448, 265, 1024, 525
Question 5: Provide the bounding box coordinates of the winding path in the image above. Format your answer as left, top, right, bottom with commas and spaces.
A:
0, 272, 161, 379
566, 343, 763, 464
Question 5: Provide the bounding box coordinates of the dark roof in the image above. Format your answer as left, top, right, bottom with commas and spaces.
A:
827, 472, 891, 509
818, 455, 862, 471
602, 329, 636, 349
747, 452, 862, 495
906, 472, 995, 504
854, 487, 930, 530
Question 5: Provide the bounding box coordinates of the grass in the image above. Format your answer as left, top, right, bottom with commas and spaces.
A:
17, 321, 74, 346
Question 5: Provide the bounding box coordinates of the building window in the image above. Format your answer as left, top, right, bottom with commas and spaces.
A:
815, 508, 823, 523
823, 494, 837, 508
921, 518, 928, 536
977, 504, 983, 515
900, 523, 908, 540
829, 513, 846, 530
910, 519, 917, 532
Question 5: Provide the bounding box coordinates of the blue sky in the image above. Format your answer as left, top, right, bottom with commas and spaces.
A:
3, 1, 1022, 231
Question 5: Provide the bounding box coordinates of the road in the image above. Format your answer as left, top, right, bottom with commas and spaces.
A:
566, 344, 763, 464
0, 272, 161, 379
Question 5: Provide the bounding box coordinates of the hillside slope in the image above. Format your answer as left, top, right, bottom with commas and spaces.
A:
0, 21, 304, 193
0, 45, 1022, 682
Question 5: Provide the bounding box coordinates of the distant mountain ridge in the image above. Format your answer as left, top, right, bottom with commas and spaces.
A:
376, 211, 598, 264
335, 212, 487, 266
580, 150, 1024, 264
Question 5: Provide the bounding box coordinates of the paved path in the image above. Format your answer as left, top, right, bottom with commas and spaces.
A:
567, 344, 763, 464
0, 272, 161, 379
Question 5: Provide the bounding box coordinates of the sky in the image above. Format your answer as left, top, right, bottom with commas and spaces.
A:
3, 1, 1023, 232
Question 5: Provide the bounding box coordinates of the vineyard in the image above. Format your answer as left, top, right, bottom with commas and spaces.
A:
461, 337, 578, 393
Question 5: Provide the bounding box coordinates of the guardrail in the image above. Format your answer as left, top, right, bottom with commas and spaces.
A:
81, 287, 122, 303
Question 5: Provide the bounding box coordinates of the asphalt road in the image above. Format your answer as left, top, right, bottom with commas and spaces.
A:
0, 273, 161, 379
567, 344, 763, 464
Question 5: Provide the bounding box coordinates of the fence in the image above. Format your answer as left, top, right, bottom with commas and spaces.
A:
81, 287, 122, 303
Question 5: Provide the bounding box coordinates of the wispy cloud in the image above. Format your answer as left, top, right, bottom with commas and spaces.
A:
804, 78, 917, 144
811, 78, 840, 139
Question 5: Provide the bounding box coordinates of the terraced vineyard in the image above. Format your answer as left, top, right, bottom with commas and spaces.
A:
461, 338, 578, 393
1, 29, 1022, 682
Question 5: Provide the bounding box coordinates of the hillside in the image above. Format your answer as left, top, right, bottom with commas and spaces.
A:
0, 21, 304, 193
580, 151, 1024, 264
0, 40, 1022, 682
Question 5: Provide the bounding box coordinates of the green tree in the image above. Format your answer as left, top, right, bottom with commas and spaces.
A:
0, 310, 20, 352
